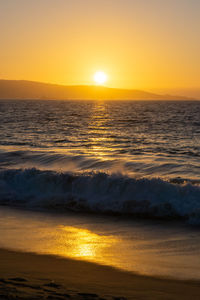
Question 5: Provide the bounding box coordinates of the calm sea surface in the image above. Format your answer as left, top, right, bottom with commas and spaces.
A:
0, 99, 200, 179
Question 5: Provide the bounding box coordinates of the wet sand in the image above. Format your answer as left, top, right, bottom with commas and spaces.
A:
0, 249, 200, 299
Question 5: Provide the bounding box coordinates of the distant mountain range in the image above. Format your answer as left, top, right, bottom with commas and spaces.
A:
0, 80, 195, 100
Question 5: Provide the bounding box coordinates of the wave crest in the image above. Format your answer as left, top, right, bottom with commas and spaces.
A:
0, 168, 200, 224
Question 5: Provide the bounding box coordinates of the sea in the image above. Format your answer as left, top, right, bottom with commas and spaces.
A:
0, 99, 200, 279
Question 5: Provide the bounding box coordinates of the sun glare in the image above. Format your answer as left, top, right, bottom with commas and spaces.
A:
94, 71, 107, 85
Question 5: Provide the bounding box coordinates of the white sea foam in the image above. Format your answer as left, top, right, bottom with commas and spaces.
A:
0, 168, 200, 224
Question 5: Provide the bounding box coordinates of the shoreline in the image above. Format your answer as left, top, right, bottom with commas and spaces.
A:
0, 248, 200, 299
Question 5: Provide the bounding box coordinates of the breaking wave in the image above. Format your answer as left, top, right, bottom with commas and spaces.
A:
0, 168, 200, 225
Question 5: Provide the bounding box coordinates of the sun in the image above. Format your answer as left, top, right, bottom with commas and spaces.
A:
93, 71, 107, 85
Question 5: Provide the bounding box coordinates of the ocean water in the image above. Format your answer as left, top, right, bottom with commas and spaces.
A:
0, 99, 200, 224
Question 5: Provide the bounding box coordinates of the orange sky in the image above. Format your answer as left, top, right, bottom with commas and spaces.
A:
0, 0, 200, 96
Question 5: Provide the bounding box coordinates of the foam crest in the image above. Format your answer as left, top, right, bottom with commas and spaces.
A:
0, 168, 200, 224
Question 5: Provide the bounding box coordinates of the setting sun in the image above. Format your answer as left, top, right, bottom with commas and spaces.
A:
94, 71, 107, 85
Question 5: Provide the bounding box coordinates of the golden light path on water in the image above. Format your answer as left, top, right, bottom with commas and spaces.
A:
0, 208, 122, 269
56, 226, 117, 262
1, 207, 200, 280
87, 101, 118, 159
0, 100, 175, 180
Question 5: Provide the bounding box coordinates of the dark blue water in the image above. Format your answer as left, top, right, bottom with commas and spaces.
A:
0, 100, 200, 223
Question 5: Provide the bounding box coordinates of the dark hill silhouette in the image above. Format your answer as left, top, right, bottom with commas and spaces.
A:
0, 80, 194, 100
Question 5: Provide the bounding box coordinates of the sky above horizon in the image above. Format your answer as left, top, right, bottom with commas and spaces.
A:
0, 0, 200, 96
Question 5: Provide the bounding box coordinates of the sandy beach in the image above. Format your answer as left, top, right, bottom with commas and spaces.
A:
0, 248, 200, 300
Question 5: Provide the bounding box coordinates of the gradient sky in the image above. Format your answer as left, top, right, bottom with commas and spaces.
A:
0, 0, 200, 95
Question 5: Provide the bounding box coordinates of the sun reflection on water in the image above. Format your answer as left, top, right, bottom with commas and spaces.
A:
87, 101, 117, 159
57, 226, 118, 263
